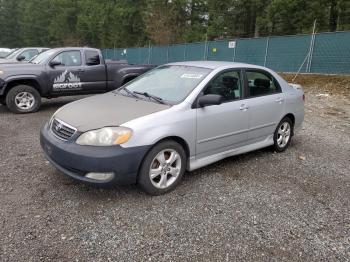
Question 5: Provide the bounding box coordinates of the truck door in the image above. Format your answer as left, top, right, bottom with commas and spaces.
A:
81, 50, 107, 92
47, 50, 86, 94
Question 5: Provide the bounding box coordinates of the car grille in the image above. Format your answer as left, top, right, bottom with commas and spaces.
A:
51, 118, 76, 140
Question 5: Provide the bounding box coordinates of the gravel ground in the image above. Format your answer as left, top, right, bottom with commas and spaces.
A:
0, 87, 349, 261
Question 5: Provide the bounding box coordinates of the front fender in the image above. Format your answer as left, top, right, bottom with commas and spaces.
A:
120, 105, 197, 157
1, 75, 43, 96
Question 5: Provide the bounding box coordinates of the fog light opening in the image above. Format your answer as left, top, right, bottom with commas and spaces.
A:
85, 172, 114, 181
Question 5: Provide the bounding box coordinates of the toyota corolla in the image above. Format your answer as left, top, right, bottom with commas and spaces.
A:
40, 61, 304, 195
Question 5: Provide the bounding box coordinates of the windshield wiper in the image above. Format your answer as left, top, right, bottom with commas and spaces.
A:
118, 86, 140, 99
133, 91, 166, 104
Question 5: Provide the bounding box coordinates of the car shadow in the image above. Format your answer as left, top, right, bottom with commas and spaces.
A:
0, 96, 88, 114
39, 98, 81, 112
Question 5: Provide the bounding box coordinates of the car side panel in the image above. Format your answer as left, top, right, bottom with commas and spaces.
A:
283, 84, 305, 131
120, 104, 197, 157
244, 93, 285, 143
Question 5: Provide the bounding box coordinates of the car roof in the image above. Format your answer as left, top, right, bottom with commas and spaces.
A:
166, 61, 266, 70
15, 47, 49, 49
50, 47, 99, 52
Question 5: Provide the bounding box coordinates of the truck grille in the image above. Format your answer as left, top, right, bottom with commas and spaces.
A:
51, 118, 76, 140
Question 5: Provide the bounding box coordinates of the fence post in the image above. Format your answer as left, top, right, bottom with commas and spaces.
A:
167, 44, 169, 63
148, 41, 151, 64
308, 34, 316, 73
264, 37, 270, 67
306, 19, 317, 72
203, 35, 208, 60
232, 39, 237, 62
184, 43, 187, 61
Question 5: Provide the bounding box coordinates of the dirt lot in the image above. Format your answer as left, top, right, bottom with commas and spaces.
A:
0, 74, 349, 261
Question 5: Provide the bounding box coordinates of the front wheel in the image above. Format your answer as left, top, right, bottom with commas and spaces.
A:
137, 140, 187, 195
273, 117, 293, 152
6, 85, 41, 114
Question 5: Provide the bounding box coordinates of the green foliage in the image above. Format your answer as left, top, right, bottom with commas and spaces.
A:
0, 0, 349, 48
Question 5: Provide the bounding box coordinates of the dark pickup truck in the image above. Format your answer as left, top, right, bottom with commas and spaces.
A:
0, 47, 155, 113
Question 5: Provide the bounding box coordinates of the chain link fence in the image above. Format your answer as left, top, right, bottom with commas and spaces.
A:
102, 31, 350, 75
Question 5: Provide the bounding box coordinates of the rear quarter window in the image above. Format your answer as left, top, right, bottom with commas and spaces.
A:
85, 50, 101, 66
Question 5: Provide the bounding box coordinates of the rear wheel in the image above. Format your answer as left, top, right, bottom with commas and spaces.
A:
6, 85, 41, 114
273, 117, 293, 152
137, 140, 186, 195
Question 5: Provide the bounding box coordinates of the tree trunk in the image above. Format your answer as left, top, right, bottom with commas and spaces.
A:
329, 0, 338, 31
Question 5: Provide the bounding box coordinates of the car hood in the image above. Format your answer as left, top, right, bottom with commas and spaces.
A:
55, 92, 171, 132
0, 59, 21, 64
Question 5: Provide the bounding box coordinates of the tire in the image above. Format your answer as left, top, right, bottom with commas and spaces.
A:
273, 117, 293, 152
137, 140, 187, 195
6, 85, 41, 114
0, 97, 6, 106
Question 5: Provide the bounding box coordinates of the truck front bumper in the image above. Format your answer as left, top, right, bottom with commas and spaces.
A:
0, 78, 5, 95
40, 122, 150, 186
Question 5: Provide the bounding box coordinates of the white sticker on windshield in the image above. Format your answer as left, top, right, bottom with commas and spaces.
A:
181, 73, 203, 79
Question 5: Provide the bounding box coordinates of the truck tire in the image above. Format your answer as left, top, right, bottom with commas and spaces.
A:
6, 85, 41, 114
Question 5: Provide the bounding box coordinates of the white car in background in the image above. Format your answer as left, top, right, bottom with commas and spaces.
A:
0, 48, 11, 58
0, 47, 49, 63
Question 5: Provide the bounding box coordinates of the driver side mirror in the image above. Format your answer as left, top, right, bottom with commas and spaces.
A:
198, 94, 223, 107
17, 55, 26, 61
49, 60, 62, 67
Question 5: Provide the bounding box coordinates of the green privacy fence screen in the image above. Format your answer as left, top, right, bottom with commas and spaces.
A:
102, 31, 350, 74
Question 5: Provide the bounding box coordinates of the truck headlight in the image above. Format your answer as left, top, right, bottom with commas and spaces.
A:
76, 127, 132, 146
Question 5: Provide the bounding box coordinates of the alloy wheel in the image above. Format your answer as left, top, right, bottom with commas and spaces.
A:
14, 92, 35, 110
277, 121, 291, 148
149, 149, 182, 189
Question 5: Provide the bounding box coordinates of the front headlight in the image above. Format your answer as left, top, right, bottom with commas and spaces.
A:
0, 70, 4, 75
76, 127, 132, 146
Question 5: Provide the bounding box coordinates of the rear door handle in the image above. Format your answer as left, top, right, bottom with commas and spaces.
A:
77, 69, 85, 73
240, 104, 249, 111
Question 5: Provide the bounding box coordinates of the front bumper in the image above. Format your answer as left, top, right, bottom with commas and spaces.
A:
40, 122, 150, 186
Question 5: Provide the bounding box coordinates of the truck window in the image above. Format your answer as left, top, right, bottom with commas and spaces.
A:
52, 51, 82, 67
85, 50, 100, 66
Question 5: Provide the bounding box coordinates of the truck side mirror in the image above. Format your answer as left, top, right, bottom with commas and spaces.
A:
49, 60, 62, 67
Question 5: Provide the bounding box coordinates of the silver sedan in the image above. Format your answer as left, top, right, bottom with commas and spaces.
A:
40, 61, 304, 195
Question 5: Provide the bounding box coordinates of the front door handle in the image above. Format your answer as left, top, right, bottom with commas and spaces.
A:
240, 104, 249, 111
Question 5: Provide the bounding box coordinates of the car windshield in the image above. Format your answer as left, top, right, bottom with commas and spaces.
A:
5, 48, 22, 59
30, 49, 55, 64
120, 65, 211, 103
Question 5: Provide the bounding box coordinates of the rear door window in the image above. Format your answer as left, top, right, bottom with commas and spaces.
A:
246, 70, 281, 97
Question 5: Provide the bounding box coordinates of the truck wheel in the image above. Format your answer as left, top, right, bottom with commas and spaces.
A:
6, 85, 41, 114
